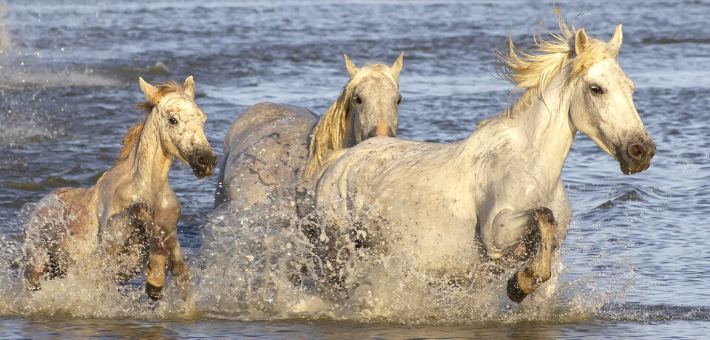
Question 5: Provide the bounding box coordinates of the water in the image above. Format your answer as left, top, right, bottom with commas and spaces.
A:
0, 0, 709, 337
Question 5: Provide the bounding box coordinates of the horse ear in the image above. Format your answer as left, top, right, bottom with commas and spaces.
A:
575, 27, 589, 56
391, 52, 404, 81
344, 54, 358, 77
609, 24, 623, 51
183, 75, 195, 99
139, 77, 158, 101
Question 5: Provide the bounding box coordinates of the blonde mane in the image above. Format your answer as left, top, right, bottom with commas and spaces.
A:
493, 8, 619, 120
304, 64, 399, 178
117, 81, 186, 164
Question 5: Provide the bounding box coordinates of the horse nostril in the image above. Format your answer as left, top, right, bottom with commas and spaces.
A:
628, 144, 645, 160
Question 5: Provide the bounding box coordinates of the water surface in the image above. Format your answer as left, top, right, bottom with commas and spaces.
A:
0, 0, 708, 338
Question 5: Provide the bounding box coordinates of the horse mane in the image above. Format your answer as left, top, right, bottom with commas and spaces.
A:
117, 81, 185, 164
304, 64, 399, 179
492, 8, 619, 121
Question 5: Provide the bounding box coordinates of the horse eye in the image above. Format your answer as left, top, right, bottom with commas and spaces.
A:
168, 117, 178, 125
397, 97, 402, 105
354, 95, 362, 104
590, 85, 604, 95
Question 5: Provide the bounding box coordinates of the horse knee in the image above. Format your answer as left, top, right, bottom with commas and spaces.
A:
531, 207, 557, 236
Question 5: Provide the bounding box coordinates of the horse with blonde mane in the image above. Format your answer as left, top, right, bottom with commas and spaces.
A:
314, 10, 655, 303
22, 76, 217, 300
214, 53, 404, 217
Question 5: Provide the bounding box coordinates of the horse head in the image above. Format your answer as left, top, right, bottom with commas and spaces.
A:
568, 25, 655, 174
344, 53, 403, 146
304, 53, 404, 179
139, 76, 218, 178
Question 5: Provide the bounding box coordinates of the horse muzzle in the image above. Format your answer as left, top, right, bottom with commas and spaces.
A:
367, 125, 396, 138
618, 136, 656, 175
188, 149, 218, 179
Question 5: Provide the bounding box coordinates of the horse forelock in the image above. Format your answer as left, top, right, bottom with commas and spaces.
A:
118, 81, 188, 164
495, 8, 619, 118
304, 64, 400, 179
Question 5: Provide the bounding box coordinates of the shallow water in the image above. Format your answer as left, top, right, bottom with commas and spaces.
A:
1, 0, 709, 338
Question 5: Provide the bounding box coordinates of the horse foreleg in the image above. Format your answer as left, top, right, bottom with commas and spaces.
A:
163, 229, 191, 298
104, 204, 153, 282
145, 220, 168, 301
506, 207, 558, 303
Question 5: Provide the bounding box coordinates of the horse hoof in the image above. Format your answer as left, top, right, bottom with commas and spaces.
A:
146, 282, 163, 301
506, 272, 528, 303
289, 273, 302, 286
25, 281, 41, 292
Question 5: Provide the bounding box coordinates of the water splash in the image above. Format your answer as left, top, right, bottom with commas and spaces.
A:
192, 201, 631, 324
0, 199, 196, 319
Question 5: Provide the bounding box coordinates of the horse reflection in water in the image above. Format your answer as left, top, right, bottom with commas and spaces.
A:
314, 10, 655, 303
22, 77, 217, 300
215, 53, 404, 217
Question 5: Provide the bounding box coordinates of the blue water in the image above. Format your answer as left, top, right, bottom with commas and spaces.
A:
1, 0, 709, 338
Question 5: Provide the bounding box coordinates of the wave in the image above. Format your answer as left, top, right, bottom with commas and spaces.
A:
0, 67, 121, 89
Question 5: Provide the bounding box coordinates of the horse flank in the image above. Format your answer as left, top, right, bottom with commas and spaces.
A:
117, 81, 186, 164
304, 64, 400, 179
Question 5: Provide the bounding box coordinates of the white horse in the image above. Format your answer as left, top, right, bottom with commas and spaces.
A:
22, 77, 217, 300
214, 54, 404, 217
313, 11, 655, 303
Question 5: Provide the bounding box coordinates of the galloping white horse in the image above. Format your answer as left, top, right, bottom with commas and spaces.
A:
22, 77, 217, 300
214, 54, 403, 217
314, 11, 655, 303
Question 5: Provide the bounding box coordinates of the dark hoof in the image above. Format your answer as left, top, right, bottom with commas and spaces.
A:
26, 281, 41, 292
146, 282, 163, 301
289, 273, 302, 286
506, 272, 528, 303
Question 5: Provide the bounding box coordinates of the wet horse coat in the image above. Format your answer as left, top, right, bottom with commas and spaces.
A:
215, 54, 404, 216
22, 77, 217, 300
314, 11, 655, 302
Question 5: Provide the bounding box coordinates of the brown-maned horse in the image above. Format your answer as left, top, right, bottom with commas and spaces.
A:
22, 76, 217, 300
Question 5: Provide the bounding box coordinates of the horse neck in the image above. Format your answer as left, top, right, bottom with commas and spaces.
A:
511, 73, 576, 179
124, 111, 173, 192
458, 72, 576, 184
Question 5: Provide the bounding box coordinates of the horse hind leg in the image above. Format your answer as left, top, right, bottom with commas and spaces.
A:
23, 243, 49, 291
506, 207, 557, 303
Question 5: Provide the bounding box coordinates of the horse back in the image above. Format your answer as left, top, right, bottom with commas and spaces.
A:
223, 102, 317, 153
